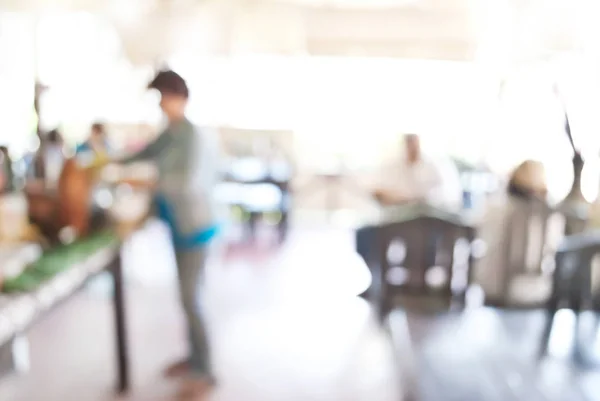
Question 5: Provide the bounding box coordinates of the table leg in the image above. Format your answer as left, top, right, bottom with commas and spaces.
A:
278, 211, 288, 244
111, 252, 130, 393
0, 341, 16, 378
248, 212, 259, 241
355, 227, 375, 299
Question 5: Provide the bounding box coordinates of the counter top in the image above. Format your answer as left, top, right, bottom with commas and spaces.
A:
0, 238, 119, 347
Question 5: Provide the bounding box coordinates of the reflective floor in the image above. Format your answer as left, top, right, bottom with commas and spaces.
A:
1, 220, 599, 401
395, 308, 600, 401
0, 221, 398, 401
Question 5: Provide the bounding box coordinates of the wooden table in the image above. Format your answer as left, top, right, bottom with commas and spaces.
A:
0, 241, 130, 393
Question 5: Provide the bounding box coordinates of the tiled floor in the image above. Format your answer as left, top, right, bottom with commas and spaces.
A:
0, 221, 399, 401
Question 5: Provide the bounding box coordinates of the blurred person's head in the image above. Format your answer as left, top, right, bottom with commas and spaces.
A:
403, 134, 421, 164
91, 122, 106, 139
89, 122, 108, 153
148, 70, 189, 123
507, 160, 547, 199
0, 146, 8, 165
47, 129, 63, 147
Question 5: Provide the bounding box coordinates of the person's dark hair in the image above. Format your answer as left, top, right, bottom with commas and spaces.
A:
91, 122, 105, 136
47, 129, 62, 145
148, 70, 189, 98
507, 179, 535, 200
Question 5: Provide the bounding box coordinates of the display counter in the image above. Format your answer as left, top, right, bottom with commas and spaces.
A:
0, 157, 155, 393
0, 231, 130, 393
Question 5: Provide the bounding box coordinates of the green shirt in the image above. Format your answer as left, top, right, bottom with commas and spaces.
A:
123, 118, 221, 235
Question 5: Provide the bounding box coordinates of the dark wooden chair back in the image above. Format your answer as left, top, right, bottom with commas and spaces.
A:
378, 216, 474, 298
551, 231, 600, 310
356, 205, 475, 316
540, 231, 600, 358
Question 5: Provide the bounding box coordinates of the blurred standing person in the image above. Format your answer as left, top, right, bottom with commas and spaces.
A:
76, 122, 111, 157
373, 133, 462, 210
474, 160, 563, 305
75, 122, 112, 171
44, 129, 65, 189
121, 70, 221, 398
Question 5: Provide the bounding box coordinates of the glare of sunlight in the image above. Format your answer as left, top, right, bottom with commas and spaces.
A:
93, 188, 114, 209
175, 55, 491, 167
295, 0, 420, 6
279, 238, 372, 300
108, 0, 147, 26
543, 153, 573, 204
582, 156, 600, 202
460, 307, 503, 347
594, 322, 600, 354
465, 285, 485, 308
547, 309, 576, 358
27, 135, 40, 153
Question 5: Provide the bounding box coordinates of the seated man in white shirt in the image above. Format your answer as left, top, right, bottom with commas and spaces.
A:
373, 134, 462, 210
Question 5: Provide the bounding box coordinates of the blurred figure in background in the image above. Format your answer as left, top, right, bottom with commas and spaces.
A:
75, 122, 111, 171
44, 129, 65, 189
120, 70, 221, 398
373, 133, 462, 210
76, 122, 111, 158
0, 146, 14, 193
506, 160, 548, 200
474, 160, 564, 305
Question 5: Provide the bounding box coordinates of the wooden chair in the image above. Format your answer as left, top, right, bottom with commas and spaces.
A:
356, 205, 475, 401
356, 204, 475, 318
540, 231, 600, 364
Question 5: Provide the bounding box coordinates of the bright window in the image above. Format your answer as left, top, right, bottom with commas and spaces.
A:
172, 55, 496, 169
36, 11, 157, 142
0, 12, 36, 158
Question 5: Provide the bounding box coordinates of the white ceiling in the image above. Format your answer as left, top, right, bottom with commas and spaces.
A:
269, 0, 423, 7
0, 0, 598, 67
